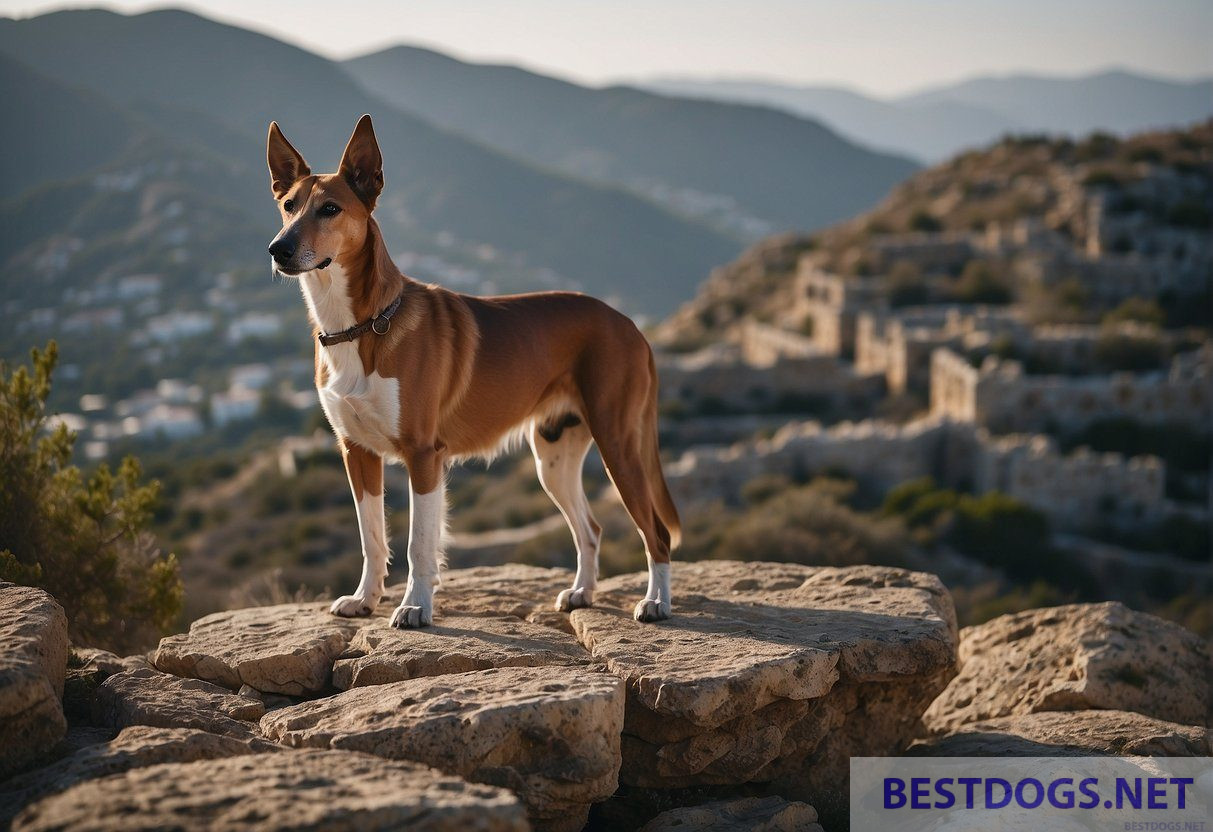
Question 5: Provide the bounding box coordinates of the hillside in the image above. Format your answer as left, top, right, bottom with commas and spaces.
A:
656, 123, 1213, 348
0, 8, 739, 316
342, 45, 919, 235
643, 70, 1213, 162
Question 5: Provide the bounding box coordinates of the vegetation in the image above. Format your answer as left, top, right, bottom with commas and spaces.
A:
881, 477, 1089, 589
0, 343, 182, 653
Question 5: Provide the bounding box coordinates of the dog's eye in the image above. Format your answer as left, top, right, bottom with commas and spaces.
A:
283, 199, 295, 213
318, 203, 342, 218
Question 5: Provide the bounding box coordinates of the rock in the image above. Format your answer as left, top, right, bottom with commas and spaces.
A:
64, 649, 151, 720
406, 564, 577, 629
923, 602, 1212, 733
11, 749, 529, 832
0, 726, 261, 824
638, 796, 823, 832
333, 614, 588, 689
93, 667, 266, 740
909, 709, 1213, 757
570, 561, 957, 811
261, 665, 624, 832
152, 602, 363, 695
0, 583, 69, 779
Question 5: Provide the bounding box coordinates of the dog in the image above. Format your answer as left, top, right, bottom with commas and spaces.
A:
266, 115, 680, 627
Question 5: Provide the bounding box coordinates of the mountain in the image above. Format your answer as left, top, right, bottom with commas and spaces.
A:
642, 71, 1213, 163
902, 70, 1213, 138
641, 78, 1019, 163
342, 46, 919, 237
0, 8, 742, 315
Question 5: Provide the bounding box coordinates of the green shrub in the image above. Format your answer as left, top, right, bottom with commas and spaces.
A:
1102, 297, 1165, 328
908, 210, 943, 233
954, 261, 1012, 304
0, 343, 182, 653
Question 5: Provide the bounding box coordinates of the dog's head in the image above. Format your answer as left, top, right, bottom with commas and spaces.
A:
265, 115, 383, 276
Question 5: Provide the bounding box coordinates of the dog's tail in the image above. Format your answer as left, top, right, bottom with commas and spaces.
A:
644, 352, 682, 551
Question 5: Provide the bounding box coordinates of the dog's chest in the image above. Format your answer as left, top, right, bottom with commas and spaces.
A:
317, 344, 401, 458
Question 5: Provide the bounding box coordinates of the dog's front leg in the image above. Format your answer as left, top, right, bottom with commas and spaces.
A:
391, 444, 445, 628
330, 442, 388, 617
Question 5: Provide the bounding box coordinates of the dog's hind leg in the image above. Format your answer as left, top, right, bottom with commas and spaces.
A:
529, 416, 601, 611
330, 441, 388, 617
581, 348, 677, 623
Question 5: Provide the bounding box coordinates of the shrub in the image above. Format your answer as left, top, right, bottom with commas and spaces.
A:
0, 343, 182, 653
953, 261, 1012, 304
950, 492, 1052, 581
908, 210, 943, 233
1102, 297, 1165, 328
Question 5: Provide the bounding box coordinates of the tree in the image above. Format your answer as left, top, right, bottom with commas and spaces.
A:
0, 342, 182, 653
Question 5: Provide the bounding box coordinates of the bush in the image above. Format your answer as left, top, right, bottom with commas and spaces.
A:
953, 261, 1012, 304
0, 343, 182, 653
1102, 297, 1165, 328
950, 492, 1052, 581
908, 210, 943, 233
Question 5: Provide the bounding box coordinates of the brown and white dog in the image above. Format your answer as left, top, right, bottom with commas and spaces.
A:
266, 115, 680, 627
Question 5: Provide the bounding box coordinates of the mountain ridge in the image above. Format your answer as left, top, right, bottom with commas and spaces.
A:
642, 69, 1213, 162
341, 44, 919, 237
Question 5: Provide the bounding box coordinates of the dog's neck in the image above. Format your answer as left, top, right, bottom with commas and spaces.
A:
298, 217, 408, 337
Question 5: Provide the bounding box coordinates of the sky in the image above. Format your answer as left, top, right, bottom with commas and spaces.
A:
1, 0, 1210, 97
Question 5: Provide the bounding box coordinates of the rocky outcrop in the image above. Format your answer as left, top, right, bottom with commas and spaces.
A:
923, 602, 1212, 732
12, 749, 528, 832
0, 583, 69, 779
63, 649, 150, 719
93, 667, 266, 740
638, 796, 823, 832
261, 666, 624, 832
909, 709, 1213, 757
572, 561, 957, 812
333, 614, 586, 689
152, 602, 363, 695
0, 726, 263, 824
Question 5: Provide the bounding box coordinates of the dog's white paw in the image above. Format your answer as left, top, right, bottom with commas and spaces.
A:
390, 604, 432, 628
555, 587, 594, 612
329, 594, 379, 617
633, 598, 671, 623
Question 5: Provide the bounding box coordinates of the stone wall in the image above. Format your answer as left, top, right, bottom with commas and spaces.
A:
658, 323, 884, 415
665, 415, 1175, 533
930, 345, 1213, 434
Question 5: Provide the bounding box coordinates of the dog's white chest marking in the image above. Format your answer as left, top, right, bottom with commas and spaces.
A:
300, 266, 401, 458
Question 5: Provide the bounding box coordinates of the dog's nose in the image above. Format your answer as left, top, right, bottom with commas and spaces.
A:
268, 238, 296, 262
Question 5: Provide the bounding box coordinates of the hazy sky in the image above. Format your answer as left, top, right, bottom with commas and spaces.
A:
1, 0, 1210, 96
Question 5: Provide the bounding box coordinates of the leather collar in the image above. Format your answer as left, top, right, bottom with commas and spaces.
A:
317, 293, 404, 347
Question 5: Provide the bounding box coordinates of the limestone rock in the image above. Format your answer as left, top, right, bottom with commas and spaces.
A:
262, 665, 623, 831
910, 709, 1213, 757
924, 602, 1212, 733
571, 562, 956, 796
64, 648, 151, 718
401, 564, 576, 626
0, 726, 260, 824
0, 583, 69, 779
639, 796, 823, 832
12, 749, 529, 832
333, 614, 588, 689
93, 667, 266, 740
152, 602, 363, 695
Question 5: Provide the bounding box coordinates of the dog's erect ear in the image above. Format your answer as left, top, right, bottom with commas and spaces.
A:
267, 122, 310, 198
338, 114, 384, 208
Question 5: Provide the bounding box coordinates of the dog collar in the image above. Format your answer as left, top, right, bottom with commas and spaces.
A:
318, 292, 404, 347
